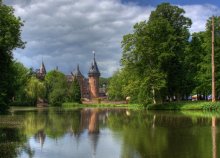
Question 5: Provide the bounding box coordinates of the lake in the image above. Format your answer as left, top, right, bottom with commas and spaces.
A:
0, 107, 219, 158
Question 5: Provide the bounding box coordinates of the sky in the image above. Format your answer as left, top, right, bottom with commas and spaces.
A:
3, 0, 220, 77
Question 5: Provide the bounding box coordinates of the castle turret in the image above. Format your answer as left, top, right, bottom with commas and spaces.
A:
40, 61, 46, 74
73, 64, 85, 98
37, 61, 46, 80
75, 64, 84, 77
88, 52, 100, 99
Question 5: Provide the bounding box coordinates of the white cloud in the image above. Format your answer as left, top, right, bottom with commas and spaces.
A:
4, 0, 220, 77
6, 0, 152, 77
182, 4, 220, 33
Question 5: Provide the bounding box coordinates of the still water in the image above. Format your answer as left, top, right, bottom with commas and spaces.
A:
0, 108, 219, 158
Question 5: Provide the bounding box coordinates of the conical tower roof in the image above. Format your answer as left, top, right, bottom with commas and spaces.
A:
74, 64, 84, 77
88, 52, 100, 77
40, 61, 46, 74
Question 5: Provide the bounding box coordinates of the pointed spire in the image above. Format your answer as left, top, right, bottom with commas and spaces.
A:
88, 51, 100, 77
40, 60, 46, 74
74, 64, 83, 77
93, 50, 95, 61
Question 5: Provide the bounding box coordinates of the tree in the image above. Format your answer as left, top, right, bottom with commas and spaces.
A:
11, 61, 30, 102
68, 78, 81, 103
192, 16, 220, 99
148, 3, 192, 100
45, 70, 68, 106
99, 77, 109, 88
25, 77, 46, 105
108, 70, 125, 101
120, 3, 191, 103
0, 1, 25, 112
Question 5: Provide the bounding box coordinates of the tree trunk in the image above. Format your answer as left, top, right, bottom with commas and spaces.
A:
152, 87, 156, 104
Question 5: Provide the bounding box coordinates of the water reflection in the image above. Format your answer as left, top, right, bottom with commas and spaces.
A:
88, 109, 99, 133
34, 130, 46, 149
0, 108, 220, 158
212, 117, 217, 158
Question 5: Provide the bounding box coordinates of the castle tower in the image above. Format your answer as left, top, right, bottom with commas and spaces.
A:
88, 52, 100, 99
40, 61, 46, 75
73, 64, 85, 98
37, 61, 46, 80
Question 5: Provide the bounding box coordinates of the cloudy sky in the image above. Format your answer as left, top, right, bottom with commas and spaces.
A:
3, 0, 220, 77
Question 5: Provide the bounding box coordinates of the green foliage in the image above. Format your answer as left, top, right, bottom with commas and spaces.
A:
195, 17, 220, 96
9, 101, 33, 107
202, 102, 220, 111
0, 2, 25, 51
25, 77, 46, 105
0, 96, 8, 113
99, 77, 109, 88
68, 78, 81, 103
11, 61, 30, 102
0, 128, 27, 158
0, 2, 25, 112
62, 102, 83, 108
107, 70, 125, 101
109, 6, 220, 105
182, 16, 220, 99
45, 70, 68, 106
49, 88, 66, 106
109, 3, 192, 104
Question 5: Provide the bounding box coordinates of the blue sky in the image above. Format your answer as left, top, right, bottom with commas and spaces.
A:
4, 0, 220, 77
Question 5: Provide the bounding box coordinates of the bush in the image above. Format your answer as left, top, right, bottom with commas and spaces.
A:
9, 101, 34, 107
51, 102, 62, 107
202, 102, 220, 111
62, 102, 82, 108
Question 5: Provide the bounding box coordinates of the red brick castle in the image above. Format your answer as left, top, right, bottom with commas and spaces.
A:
36, 53, 101, 99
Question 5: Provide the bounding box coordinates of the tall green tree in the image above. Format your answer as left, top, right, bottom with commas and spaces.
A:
120, 3, 191, 103
186, 32, 210, 98
68, 77, 81, 103
25, 76, 46, 105
0, 1, 25, 112
148, 3, 192, 100
192, 16, 220, 98
45, 70, 68, 106
108, 70, 125, 101
11, 61, 30, 102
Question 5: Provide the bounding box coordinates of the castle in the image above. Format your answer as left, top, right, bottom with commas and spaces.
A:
36, 53, 101, 99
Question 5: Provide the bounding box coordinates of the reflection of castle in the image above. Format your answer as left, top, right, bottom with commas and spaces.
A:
36, 53, 100, 99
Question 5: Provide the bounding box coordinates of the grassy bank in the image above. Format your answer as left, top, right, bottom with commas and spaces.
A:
146, 101, 220, 110
10, 101, 220, 111
62, 102, 142, 108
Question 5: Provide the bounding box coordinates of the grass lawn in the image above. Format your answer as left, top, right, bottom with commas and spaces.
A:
146, 101, 220, 110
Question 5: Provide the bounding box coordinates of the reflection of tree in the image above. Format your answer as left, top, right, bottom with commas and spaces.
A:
0, 128, 28, 158
21, 142, 35, 158
34, 130, 46, 149
108, 111, 168, 158
4, 108, 220, 158
158, 113, 217, 158
108, 111, 220, 158
212, 117, 217, 158
22, 109, 82, 139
